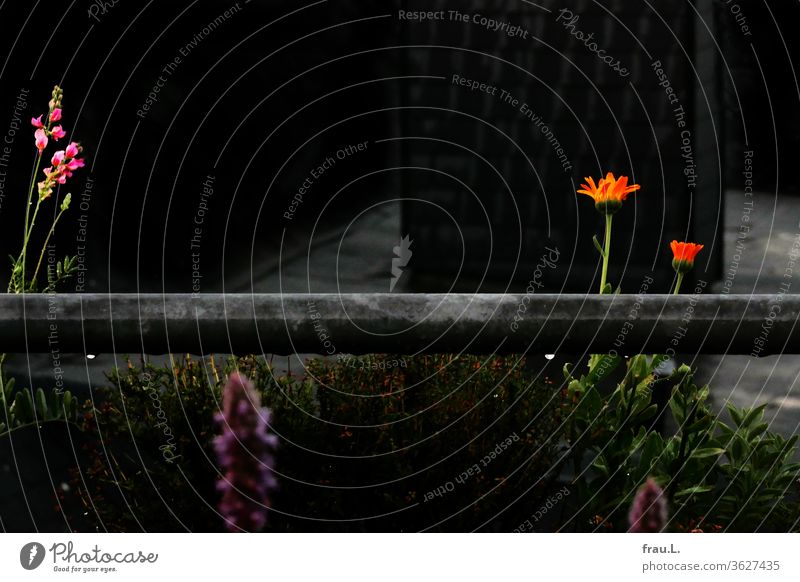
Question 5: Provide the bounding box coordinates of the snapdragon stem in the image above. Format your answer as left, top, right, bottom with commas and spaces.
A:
16, 198, 45, 289
599, 213, 613, 294
31, 205, 68, 288
0, 354, 6, 420
16, 154, 44, 293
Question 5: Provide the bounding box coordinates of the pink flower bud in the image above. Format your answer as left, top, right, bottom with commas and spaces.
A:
65, 142, 80, 159
50, 108, 62, 122
52, 151, 65, 166
51, 126, 66, 140
38, 181, 52, 200
56, 174, 67, 185
31, 115, 44, 128
35, 129, 48, 152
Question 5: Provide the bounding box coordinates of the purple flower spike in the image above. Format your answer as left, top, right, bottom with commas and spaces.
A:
628, 478, 668, 533
214, 372, 278, 532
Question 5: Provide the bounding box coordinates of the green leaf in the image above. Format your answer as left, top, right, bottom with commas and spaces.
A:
742, 403, 768, 428
669, 395, 685, 426
727, 403, 744, 426
581, 386, 603, 417
686, 414, 713, 433
729, 435, 746, 465
3, 377, 15, 399
716, 420, 734, 437
649, 354, 669, 374
563, 362, 574, 381
12, 390, 34, 424
674, 485, 714, 497
748, 422, 769, 439
587, 354, 621, 385
633, 403, 658, 421
635, 374, 656, 395
630, 426, 648, 452
663, 438, 679, 463
591, 456, 610, 476
35, 388, 48, 418
691, 447, 726, 459
641, 432, 665, 466
592, 235, 606, 257
624, 355, 650, 389
63, 391, 73, 418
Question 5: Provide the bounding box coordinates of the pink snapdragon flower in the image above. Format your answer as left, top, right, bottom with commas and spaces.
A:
34, 129, 48, 152
37, 142, 84, 200
31, 87, 84, 199
66, 157, 84, 172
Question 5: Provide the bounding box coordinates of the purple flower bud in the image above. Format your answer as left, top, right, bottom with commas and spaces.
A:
628, 478, 668, 533
214, 372, 278, 532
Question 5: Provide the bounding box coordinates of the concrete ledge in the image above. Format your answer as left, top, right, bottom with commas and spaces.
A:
0, 293, 796, 355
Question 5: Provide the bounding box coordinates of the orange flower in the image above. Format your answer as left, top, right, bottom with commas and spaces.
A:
577, 172, 641, 214
670, 241, 704, 273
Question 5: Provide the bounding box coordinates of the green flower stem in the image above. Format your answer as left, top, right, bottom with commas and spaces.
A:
599, 213, 613, 294
31, 205, 68, 287
16, 155, 45, 292
673, 272, 685, 295
13, 198, 45, 291
0, 354, 6, 419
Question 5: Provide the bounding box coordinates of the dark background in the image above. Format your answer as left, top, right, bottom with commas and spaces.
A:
0, 0, 796, 293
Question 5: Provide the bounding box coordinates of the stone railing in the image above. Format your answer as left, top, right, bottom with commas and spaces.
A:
0, 293, 796, 355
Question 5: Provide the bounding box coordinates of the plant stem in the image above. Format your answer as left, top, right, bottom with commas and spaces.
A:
31, 206, 68, 287
599, 213, 613, 294
16, 198, 45, 291
17, 155, 44, 293
674, 402, 696, 482
622, 360, 637, 423
0, 354, 7, 421
673, 272, 684, 295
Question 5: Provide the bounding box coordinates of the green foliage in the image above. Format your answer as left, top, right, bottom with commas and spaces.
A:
26, 349, 798, 534
715, 403, 800, 531
0, 374, 79, 435
67, 354, 563, 532
562, 356, 800, 532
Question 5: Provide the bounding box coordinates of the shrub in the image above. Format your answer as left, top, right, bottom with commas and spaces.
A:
561, 356, 800, 532
65, 353, 564, 532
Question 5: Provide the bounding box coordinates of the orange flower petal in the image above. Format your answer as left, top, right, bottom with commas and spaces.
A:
576, 172, 641, 211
